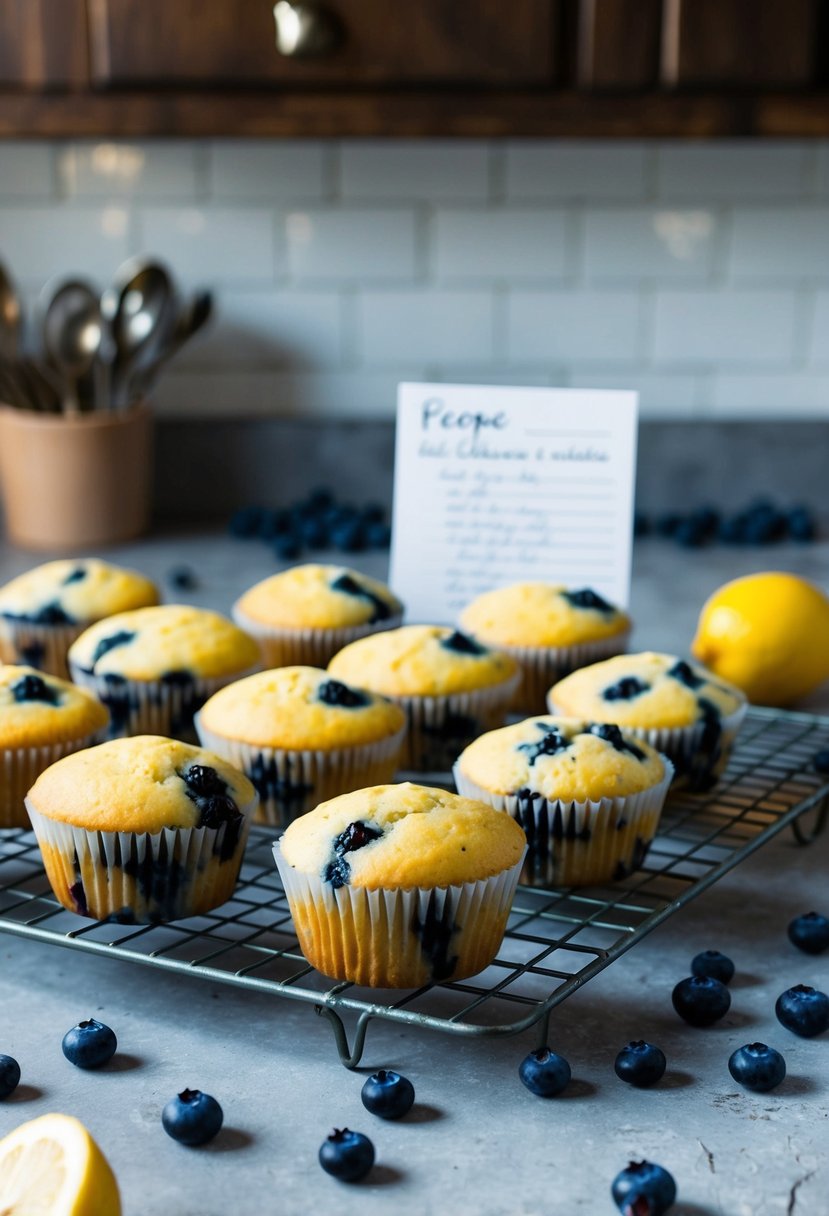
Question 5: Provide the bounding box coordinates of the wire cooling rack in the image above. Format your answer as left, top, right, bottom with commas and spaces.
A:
1, 706, 828, 1068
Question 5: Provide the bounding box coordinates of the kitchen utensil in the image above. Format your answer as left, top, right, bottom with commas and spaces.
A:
103, 258, 177, 408
41, 278, 110, 413
0, 261, 23, 362
130, 288, 213, 400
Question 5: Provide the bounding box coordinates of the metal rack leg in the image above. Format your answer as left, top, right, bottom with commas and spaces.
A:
791, 795, 829, 846
533, 1010, 553, 1051
315, 1006, 372, 1069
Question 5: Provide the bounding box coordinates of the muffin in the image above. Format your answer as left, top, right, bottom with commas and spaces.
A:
196, 666, 407, 827
273, 782, 527, 988
232, 564, 403, 669
26, 736, 258, 922
0, 665, 109, 828
459, 583, 630, 714
0, 558, 159, 679
328, 625, 520, 771
454, 716, 673, 888
549, 653, 747, 791
67, 605, 261, 742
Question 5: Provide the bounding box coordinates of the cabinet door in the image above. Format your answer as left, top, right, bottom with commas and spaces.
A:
0, 0, 87, 86
662, 0, 819, 88
88, 0, 559, 87
577, 0, 661, 89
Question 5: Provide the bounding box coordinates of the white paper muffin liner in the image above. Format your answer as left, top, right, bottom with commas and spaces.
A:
0, 619, 86, 680
547, 693, 747, 792
68, 661, 261, 743
505, 628, 631, 714
195, 715, 407, 827
26, 789, 258, 923
0, 729, 107, 828
232, 605, 403, 670
273, 839, 526, 988
453, 758, 674, 889
394, 669, 522, 772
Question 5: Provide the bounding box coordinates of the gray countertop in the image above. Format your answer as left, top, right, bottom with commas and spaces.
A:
1, 532, 829, 1216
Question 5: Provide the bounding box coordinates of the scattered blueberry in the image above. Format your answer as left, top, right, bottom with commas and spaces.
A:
162, 1089, 224, 1146
788, 912, 829, 955
655, 512, 682, 538
228, 505, 265, 538
61, 1019, 118, 1069
671, 976, 731, 1027
614, 1041, 667, 1088
642, 499, 817, 551
0, 1054, 20, 1099
728, 1043, 786, 1093
633, 511, 650, 538
318, 1128, 375, 1182
361, 1069, 415, 1120
775, 985, 829, 1038
300, 517, 328, 549
691, 949, 735, 985
611, 1160, 677, 1216
674, 518, 706, 548
814, 750, 829, 775
365, 521, 392, 549
274, 534, 302, 561
331, 520, 365, 553
518, 1047, 571, 1097
788, 505, 816, 541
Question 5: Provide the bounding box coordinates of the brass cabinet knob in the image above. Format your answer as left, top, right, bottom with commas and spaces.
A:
273, 2, 342, 57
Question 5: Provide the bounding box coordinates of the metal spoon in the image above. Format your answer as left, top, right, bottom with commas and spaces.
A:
41, 277, 111, 413
130, 289, 213, 400
103, 258, 177, 408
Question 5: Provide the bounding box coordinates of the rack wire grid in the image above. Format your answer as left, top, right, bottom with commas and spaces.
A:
1, 705, 828, 1068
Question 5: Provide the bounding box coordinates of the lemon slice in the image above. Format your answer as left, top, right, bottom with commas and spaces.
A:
0, 1113, 121, 1216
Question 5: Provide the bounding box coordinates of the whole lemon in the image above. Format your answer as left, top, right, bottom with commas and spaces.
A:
692, 571, 829, 706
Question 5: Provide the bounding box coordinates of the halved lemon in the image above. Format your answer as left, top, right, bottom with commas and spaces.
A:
0, 1113, 121, 1216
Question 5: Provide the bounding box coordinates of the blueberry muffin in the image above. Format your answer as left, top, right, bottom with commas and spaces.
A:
328, 625, 520, 771
0, 558, 159, 679
273, 782, 526, 988
68, 605, 261, 741
233, 564, 403, 669
26, 736, 258, 922
196, 666, 406, 826
0, 665, 109, 827
549, 653, 747, 791
459, 583, 630, 714
455, 716, 672, 887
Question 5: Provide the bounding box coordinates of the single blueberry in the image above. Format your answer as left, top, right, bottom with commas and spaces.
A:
300, 517, 328, 549
518, 1047, 571, 1097
611, 1160, 677, 1216
667, 659, 704, 689
359, 502, 386, 525
788, 912, 829, 955
184, 765, 226, 797
198, 795, 241, 831
166, 565, 199, 592
603, 676, 649, 701
162, 1089, 224, 1146
614, 1041, 667, 1088
360, 1069, 415, 1120
318, 1128, 375, 1182
718, 516, 747, 545
91, 630, 135, 667
587, 722, 646, 760
775, 985, 829, 1038
691, 950, 735, 985
440, 629, 487, 656
690, 506, 720, 536
655, 513, 683, 539
365, 521, 392, 549
0, 1054, 20, 1099
10, 674, 59, 705
61, 1019, 118, 1069
562, 588, 614, 613
62, 566, 88, 584
674, 519, 706, 548
671, 975, 731, 1027
275, 534, 302, 561
787, 506, 816, 542
728, 1043, 786, 1093
331, 520, 365, 553
317, 679, 369, 709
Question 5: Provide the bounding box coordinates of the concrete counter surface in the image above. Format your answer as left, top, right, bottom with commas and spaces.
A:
0, 533, 828, 1215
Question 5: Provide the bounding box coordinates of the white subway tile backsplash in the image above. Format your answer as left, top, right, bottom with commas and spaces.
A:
357, 290, 494, 365
179, 290, 343, 368
584, 208, 717, 281
506, 142, 647, 200
0, 206, 131, 285
59, 142, 199, 198
210, 141, 328, 200
729, 207, 829, 279
153, 369, 421, 417
816, 145, 829, 196
285, 209, 417, 282
506, 290, 640, 363
809, 291, 829, 364
653, 289, 796, 365
341, 141, 488, 200
0, 143, 54, 197
656, 142, 809, 199
709, 373, 829, 416
567, 370, 701, 417
434, 209, 568, 281
137, 207, 279, 285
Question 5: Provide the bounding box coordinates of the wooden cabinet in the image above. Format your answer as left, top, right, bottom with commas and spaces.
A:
1, 0, 828, 137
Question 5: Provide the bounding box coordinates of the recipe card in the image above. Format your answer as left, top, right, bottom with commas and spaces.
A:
390, 383, 638, 623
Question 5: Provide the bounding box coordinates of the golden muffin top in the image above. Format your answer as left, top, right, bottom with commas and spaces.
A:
460, 582, 630, 648
27, 735, 256, 834
198, 666, 406, 750
328, 625, 519, 697
0, 665, 109, 748
0, 559, 158, 625
279, 782, 526, 890
550, 652, 745, 730
233, 564, 403, 630
456, 715, 667, 803
68, 605, 261, 682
